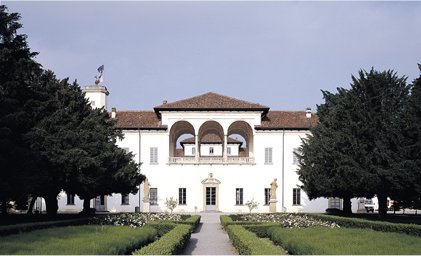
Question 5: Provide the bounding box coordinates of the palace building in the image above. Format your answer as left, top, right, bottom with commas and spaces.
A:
53, 84, 354, 214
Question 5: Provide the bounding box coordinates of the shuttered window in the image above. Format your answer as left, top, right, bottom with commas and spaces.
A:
264, 147, 273, 164
150, 147, 158, 164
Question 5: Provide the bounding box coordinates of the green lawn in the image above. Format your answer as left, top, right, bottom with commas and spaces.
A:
268, 226, 421, 255
0, 225, 156, 255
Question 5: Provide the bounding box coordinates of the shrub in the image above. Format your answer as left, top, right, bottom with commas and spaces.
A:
0, 218, 91, 236
90, 212, 182, 228
245, 199, 259, 213
165, 197, 178, 213
144, 222, 176, 236
220, 215, 263, 228
177, 215, 201, 231
312, 214, 421, 237
133, 224, 192, 255
225, 225, 286, 255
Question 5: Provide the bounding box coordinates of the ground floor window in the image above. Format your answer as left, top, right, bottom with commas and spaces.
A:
235, 188, 243, 205
150, 188, 158, 205
264, 188, 271, 205
67, 193, 75, 205
121, 194, 129, 205
179, 188, 186, 205
293, 188, 301, 205
329, 197, 341, 209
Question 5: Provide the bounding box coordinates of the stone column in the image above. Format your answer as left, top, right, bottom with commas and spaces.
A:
223, 134, 228, 161
195, 135, 199, 160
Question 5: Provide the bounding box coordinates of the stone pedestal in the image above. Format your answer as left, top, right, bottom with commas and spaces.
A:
269, 199, 277, 213
143, 202, 150, 213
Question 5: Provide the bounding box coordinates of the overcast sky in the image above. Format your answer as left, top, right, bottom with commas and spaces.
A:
4, 1, 421, 111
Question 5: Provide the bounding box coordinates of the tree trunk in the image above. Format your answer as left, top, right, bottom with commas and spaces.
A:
27, 196, 36, 214
377, 194, 388, 218
83, 198, 91, 213
1, 200, 8, 215
342, 196, 352, 215
44, 194, 58, 217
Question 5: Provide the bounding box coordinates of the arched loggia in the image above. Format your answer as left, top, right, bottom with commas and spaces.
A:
228, 121, 254, 157
169, 121, 195, 158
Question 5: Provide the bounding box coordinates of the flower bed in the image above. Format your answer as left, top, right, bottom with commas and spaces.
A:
232, 213, 340, 228
90, 213, 183, 228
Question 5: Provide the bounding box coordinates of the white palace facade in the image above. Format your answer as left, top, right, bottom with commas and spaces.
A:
52, 85, 362, 214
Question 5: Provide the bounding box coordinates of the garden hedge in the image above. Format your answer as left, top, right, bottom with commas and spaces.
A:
133, 224, 192, 255
220, 215, 264, 228
311, 214, 421, 237
225, 224, 286, 255
0, 217, 91, 236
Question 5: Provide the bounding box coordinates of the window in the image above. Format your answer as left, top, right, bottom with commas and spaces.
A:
264, 147, 273, 164
329, 197, 341, 209
293, 148, 299, 165
209, 147, 214, 155
91, 101, 96, 107
121, 194, 129, 205
67, 193, 75, 205
150, 147, 158, 164
192, 147, 196, 155
293, 188, 301, 205
227, 147, 231, 155
150, 188, 158, 205
123, 147, 130, 153
179, 188, 186, 205
264, 188, 271, 205
235, 188, 243, 205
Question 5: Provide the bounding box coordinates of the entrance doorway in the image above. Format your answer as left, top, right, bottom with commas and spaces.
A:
206, 187, 217, 211
202, 173, 220, 212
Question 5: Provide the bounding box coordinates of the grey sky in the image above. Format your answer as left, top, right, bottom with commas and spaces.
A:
4, 1, 421, 111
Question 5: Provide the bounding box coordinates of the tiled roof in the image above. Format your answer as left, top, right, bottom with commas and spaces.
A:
113, 111, 166, 130
154, 92, 269, 115
180, 134, 242, 144
111, 110, 318, 130
256, 111, 318, 130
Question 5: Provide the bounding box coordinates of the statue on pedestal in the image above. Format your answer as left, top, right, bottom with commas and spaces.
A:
270, 178, 278, 200
143, 178, 150, 203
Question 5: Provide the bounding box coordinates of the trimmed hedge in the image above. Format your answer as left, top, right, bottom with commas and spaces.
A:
225, 224, 286, 255
311, 214, 421, 237
133, 224, 192, 255
144, 222, 177, 236
220, 215, 263, 228
244, 223, 280, 238
177, 215, 201, 230
0, 217, 91, 236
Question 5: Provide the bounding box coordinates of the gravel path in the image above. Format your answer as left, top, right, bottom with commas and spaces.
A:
183, 213, 238, 255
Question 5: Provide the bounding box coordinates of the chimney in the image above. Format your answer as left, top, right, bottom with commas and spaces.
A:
163, 100, 167, 105
111, 107, 116, 119
305, 107, 312, 118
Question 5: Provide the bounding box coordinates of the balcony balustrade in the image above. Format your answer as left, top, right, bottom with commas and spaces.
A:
168, 156, 255, 165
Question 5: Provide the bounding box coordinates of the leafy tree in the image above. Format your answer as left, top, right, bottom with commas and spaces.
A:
165, 197, 178, 214
298, 88, 371, 214
0, 5, 42, 213
245, 199, 259, 213
298, 69, 411, 216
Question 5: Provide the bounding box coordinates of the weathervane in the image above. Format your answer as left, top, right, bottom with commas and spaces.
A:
95, 65, 104, 85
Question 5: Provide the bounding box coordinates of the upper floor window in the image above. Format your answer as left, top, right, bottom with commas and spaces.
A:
293, 188, 301, 205
121, 194, 129, 205
264, 147, 273, 164
192, 147, 196, 155
293, 148, 299, 165
150, 188, 158, 205
150, 147, 158, 164
67, 193, 75, 205
91, 101, 96, 107
227, 147, 231, 155
123, 147, 130, 153
209, 147, 214, 155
